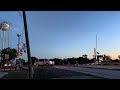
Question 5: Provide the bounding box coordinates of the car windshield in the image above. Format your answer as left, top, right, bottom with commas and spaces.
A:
1, 11, 120, 79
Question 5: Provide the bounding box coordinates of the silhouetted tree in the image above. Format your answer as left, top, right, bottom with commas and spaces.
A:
19, 58, 26, 65
105, 55, 112, 62
112, 59, 119, 63
1, 47, 17, 64
31, 56, 38, 65
68, 57, 76, 64
76, 57, 84, 64
52, 58, 64, 65
75, 56, 91, 64
82, 54, 87, 58
63, 59, 68, 64
118, 55, 120, 61
89, 58, 94, 63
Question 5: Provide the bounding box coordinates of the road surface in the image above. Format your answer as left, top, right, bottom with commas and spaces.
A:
54, 65, 120, 79
33, 66, 104, 79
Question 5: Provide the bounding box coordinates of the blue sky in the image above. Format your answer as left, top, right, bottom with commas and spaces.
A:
0, 11, 120, 60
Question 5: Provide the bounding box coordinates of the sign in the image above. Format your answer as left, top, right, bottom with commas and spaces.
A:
5, 54, 9, 59
17, 50, 22, 57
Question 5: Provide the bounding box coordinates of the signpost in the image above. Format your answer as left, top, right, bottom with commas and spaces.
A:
5, 54, 9, 60
5, 54, 9, 64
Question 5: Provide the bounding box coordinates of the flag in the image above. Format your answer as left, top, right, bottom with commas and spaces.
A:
17, 49, 22, 57
22, 43, 26, 50
20, 49, 23, 52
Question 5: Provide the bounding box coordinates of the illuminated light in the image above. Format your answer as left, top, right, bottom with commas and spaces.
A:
49, 61, 53, 64
4, 64, 7, 66
8, 64, 11, 66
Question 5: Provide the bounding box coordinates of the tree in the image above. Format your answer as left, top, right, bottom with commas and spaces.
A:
75, 56, 90, 64
52, 58, 64, 65
68, 57, 76, 64
31, 56, 38, 65
112, 59, 119, 63
76, 57, 84, 64
89, 58, 94, 63
1, 47, 17, 63
63, 59, 68, 64
105, 55, 112, 62
118, 55, 120, 60
18, 58, 26, 65
82, 54, 88, 58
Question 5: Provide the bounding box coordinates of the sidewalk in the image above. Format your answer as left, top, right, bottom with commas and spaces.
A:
0, 67, 28, 79
1, 70, 28, 79
0, 72, 8, 78
55, 66, 120, 79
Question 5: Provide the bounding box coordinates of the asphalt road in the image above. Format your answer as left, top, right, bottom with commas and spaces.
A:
55, 65, 120, 79
33, 66, 104, 79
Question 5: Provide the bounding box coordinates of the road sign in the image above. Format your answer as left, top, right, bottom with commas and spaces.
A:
5, 54, 9, 59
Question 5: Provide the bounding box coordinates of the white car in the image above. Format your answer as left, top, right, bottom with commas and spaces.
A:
49, 61, 55, 65
34, 60, 55, 67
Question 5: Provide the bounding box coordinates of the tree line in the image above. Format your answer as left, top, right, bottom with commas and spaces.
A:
31, 54, 120, 65
31, 55, 94, 65
1, 47, 120, 66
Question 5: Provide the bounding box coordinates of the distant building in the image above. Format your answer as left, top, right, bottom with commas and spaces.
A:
97, 55, 104, 62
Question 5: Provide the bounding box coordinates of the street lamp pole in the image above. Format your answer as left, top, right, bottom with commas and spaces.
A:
17, 34, 21, 57
95, 34, 97, 63
22, 11, 33, 79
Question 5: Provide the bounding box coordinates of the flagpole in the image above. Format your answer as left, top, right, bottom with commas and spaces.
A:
96, 34, 97, 62
2, 30, 4, 50
96, 34, 97, 55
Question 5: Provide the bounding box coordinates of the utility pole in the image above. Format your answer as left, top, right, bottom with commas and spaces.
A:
17, 34, 21, 57
0, 29, 2, 62
22, 11, 33, 79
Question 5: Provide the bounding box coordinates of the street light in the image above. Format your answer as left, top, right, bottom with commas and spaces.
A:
22, 11, 33, 79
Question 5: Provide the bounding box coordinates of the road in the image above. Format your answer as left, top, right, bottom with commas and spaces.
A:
72, 65, 120, 70
33, 66, 104, 79
54, 65, 120, 79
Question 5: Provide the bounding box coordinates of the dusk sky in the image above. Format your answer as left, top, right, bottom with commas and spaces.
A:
0, 11, 120, 60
